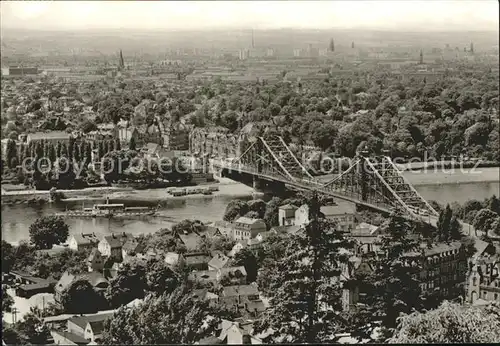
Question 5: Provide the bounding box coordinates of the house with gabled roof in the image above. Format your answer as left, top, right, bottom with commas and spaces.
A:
278, 204, 298, 226
50, 330, 90, 345
98, 232, 133, 261
67, 312, 114, 344
234, 217, 267, 238
87, 249, 104, 273
121, 238, 145, 261
218, 266, 247, 285
177, 232, 203, 252
55, 271, 110, 307
184, 252, 211, 270
68, 233, 99, 252
165, 251, 185, 269
208, 253, 230, 271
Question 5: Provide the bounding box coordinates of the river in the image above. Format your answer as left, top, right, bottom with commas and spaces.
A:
2, 168, 499, 244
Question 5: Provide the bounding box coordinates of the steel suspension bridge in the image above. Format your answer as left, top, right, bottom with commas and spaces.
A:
211, 134, 478, 233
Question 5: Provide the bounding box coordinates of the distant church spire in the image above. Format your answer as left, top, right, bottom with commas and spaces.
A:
251, 29, 255, 49
351, 41, 355, 49
119, 49, 125, 70
419, 49, 423, 64
329, 38, 335, 52
470, 42, 474, 53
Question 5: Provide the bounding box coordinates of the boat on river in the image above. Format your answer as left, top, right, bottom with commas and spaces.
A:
55, 199, 157, 219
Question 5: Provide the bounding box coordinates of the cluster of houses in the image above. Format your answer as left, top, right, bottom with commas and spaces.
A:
4, 197, 500, 345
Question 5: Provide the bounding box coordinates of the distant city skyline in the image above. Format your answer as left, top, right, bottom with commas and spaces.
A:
1, 1, 499, 32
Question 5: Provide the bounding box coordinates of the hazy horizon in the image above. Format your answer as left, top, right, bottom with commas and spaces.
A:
1, 1, 499, 32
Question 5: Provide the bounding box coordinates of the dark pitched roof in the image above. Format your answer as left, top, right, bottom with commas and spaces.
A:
208, 253, 230, 270
178, 233, 203, 251
88, 320, 105, 335
56, 271, 108, 293
279, 204, 298, 211
219, 266, 247, 278
68, 312, 114, 330
71, 233, 99, 246
222, 285, 259, 298
55, 271, 75, 293
122, 238, 145, 254
184, 252, 211, 266
102, 233, 133, 248
87, 248, 102, 262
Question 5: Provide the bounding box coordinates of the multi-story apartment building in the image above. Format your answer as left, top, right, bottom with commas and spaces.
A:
163, 122, 190, 151
189, 127, 239, 158
414, 241, 468, 301
342, 240, 468, 312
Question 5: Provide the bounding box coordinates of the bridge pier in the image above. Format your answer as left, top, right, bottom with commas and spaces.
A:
252, 177, 265, 199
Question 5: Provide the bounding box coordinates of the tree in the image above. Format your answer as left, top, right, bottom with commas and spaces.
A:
255, 192, 352, 343
5, 139, 18, 169
311, 122, 338, 151
357, 214, 424, 339
232, 247, 259, 283
263, 197, 283, 228
146, 259, 179, 295
47, 142, 57, 165
247, 199, 266, 218
389, 301, 500, 343
28, 216, 69, 249
60, 279, 107, 314
244, 210, 261, 219
101, 283, 233, 344
436, 204, 462, 241
491, 218, 500, 236
2, 285, 14, 312
105, 261, 147, 308
14, 309, 51, 344
56, 141, 62, 158
79, 120, 98, 133
223, 200, 249, 222
473, 208, 498, 232
172, 219, 205, 235
2, 324, 23, 345
2, 240, 15, 273
197, 235, 236, 254
129, 136, 137, 151
488, 195, 500, 215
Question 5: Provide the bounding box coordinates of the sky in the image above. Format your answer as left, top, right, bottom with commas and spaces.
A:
1, 1, 499, 31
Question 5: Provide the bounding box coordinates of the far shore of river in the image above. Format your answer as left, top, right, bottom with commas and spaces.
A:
0, 178, 254, 206
2, 165, 499, 206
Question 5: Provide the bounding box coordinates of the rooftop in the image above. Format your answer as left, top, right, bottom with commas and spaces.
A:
279, 204, 298, 211
222, 284, 259, 297
68, 312, 114, 330
51, 331, 89, 345
234, 217, 266, 226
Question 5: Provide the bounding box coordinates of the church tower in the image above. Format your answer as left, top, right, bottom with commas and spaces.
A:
419, 49, 423, 64
329, 38, 335, 52
119, 49, 125, 70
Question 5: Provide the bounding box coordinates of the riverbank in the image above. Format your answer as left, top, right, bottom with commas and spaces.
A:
395, 160, 499, 172
1, 178, 249, 206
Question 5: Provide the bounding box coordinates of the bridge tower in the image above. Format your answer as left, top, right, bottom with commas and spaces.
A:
356, 149, 370, 202
253, 136, 264, 194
